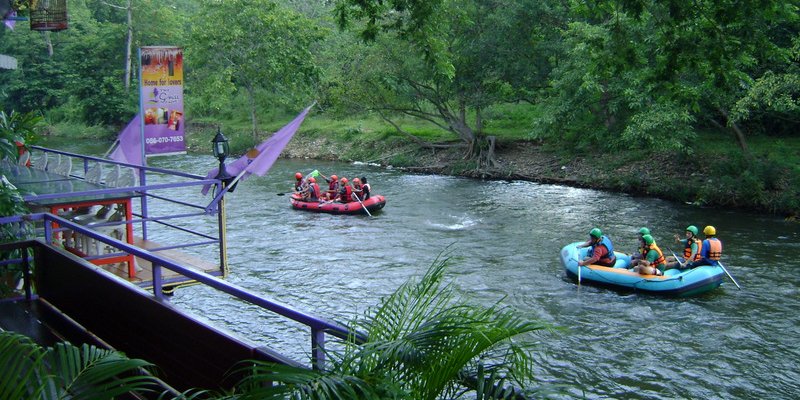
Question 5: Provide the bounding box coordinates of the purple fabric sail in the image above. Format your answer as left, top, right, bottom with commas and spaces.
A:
201, 105, 313, 195
109, 115, 144, 166
4, 11, 16, 30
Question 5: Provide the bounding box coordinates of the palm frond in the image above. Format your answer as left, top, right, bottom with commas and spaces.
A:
0, 331, 160, 400
0, 332, 47, 400
230, 361, 382, 400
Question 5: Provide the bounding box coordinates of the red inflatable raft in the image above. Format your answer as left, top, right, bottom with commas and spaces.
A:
290, 193, 386, 215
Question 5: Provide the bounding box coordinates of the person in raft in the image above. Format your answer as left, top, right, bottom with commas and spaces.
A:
665, 225, 703, 270
335, 177, 353, 202
630, 227, 651, 264
576, 228, 617, 267
631, 234, 667, 275
684, 225, 723, 268
359, 176, 371, 200
302, 177, 321, 202
351, 178, 364, 200
293, 172, 304, 192
318, 173, 339, 200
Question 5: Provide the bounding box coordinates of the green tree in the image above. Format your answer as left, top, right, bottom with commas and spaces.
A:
334, 0, 564, 167
188, 0, 324, 143
535, 0, 800, 153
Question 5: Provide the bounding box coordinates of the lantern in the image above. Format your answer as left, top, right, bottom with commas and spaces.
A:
30, 0, 68, 31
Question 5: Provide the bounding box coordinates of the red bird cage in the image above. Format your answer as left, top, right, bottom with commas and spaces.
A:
29, 0, 68, 31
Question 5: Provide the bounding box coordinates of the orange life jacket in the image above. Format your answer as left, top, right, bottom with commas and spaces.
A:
706, 238, 722, 260
683, 237, 703, 261
648, 243, 666, 267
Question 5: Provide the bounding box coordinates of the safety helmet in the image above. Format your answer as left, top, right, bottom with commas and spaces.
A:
295, 172, 302, 179
340, 177, 348, 184
331, 175, 338, 181
686, 225, 698, 236
642, 234, 655, 245
638, 227, 650, 236
353, 178, 361, 184
589, 228, 602, 239
703, 226, 716, 236
308, 177, 316, 183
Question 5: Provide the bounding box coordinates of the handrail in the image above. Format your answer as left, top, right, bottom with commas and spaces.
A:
19, 146, 225, 268
0, 213, 366, 370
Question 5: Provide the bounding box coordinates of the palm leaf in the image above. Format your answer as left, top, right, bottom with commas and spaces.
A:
0, 331, 159, 400
0, 332, 48, 400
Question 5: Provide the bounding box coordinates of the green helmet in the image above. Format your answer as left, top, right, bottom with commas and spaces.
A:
685, 225, 698, 236
642, 234, 655, 245
589, 228, 603, 239
638, 227, 650, 236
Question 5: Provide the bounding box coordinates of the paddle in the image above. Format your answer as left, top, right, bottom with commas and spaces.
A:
718, 261, 742, 290
352, 191, 373, 217
667, 247, 687, 268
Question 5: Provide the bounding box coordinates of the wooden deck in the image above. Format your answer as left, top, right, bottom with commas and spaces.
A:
99, 237, 224, 290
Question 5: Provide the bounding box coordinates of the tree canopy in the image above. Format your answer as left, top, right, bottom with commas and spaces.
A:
0, 0, 797, 155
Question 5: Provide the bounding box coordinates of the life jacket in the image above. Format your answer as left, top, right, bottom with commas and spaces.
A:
328, 180, 338, 191
591, 236, 616, 266
339, 185, 352, 202
310, 183, 321, 199
362, 183, 371, 199
647, 243, 666, 267
704, 237, 722, 260
683, 237, 703, 261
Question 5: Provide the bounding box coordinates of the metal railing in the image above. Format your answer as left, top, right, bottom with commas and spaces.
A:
0, 213, 366, 370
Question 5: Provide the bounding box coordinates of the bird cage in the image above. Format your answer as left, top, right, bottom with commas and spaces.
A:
29, 0, 68, 31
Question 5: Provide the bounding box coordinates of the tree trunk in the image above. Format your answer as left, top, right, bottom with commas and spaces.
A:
43, 32, 53, 57
124, 0, 133, 91
246, 85, 258, 143
718, 107, 750, 155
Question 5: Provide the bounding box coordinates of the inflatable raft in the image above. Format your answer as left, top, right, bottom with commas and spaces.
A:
559, 242, 725, 296
290, 193, 386, 215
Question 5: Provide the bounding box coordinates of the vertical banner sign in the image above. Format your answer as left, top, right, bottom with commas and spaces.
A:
139, 46, 186, 157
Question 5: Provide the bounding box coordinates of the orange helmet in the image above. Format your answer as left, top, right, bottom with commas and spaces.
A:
331, 175, 338, 181
308, 177, 316, 183
295, 172, 302, 179
353, 178, 361, 184
340, 177, 348, 184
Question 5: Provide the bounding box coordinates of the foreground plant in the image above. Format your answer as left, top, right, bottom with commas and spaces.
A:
0, 331, 159, 399
225, 252, 551, 399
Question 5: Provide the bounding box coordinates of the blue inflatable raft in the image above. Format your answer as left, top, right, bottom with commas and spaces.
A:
559, 242, 725, 296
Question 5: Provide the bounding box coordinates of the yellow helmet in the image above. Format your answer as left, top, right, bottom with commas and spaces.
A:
703, 225, 716, 236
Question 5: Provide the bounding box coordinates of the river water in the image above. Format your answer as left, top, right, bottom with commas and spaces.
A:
51, 142, 800, 398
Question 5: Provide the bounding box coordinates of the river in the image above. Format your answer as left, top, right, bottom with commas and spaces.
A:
48, 141, 800, 398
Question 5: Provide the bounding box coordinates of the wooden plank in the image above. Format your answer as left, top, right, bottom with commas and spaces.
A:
93, 237, 223, 289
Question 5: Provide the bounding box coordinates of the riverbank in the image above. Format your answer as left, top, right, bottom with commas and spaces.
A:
275, 133, 798, 218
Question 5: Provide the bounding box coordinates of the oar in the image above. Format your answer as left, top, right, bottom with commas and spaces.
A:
718, 261, 741, 290
352, 192, 373, 217
667, 247, 687, 268
570, 256, 582, 285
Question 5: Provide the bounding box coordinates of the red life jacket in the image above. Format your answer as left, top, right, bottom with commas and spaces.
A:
339, 185, 352, 202
310, 183, 321, 199
683, 237, 703, 261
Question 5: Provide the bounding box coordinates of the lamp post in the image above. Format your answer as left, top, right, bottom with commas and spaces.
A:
211, 126, 230, 275
212, 127, 230, 180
